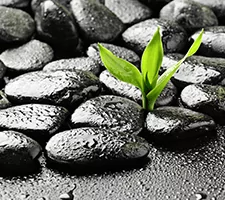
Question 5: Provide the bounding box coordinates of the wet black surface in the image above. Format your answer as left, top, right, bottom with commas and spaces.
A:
1, 125, 225, 200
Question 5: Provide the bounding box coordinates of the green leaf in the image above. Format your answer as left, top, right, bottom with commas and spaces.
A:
146, 29, 204, 110
98, 43, 143, 91
141, 27, 163, 90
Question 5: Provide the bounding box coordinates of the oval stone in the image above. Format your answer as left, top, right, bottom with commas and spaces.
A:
46, 127, 149, 170
34, 0, 79, 49
191, 0, 225, 22
99, 70, 177, 107
160, 0, 218, 32
0, 104, 69, 141
145, 106, 216, 141
161, 53, 225, 89
4, 70, 102, 108
191, 27, 225, 58
0, 6, 35, 43
86, 42, 140, 67
104, 0, 152, 25
71, 95, 144, 135
181, 84, 225, 124
122, 18, 187, 54
43, 57, 101, 75
0, 39, 54, 73
70, 0, 124, 42
0, 130, 42, 175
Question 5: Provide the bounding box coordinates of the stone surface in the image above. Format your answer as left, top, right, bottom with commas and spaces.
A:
4, 70, 102, 108
99, 70, 177, 107
191, 26, 225, 58
70, 0, 124, 42
46, 127, 149, 171
0, 130, 42, 176
87, 42, 140, 67
161, 53, 225, 89
0, 0, 30, 8
0, 39, 54, 73
145, 106, 216, 141
0, 104, 69, 141
122, 18, 187, 54
160, 0, 218, 32
71, 95, 144, 135
34, 0, 79, 49
43, 57, 101, 75
104, 0, 152, 25
181, 84, 225, 124
0, 6, 35, 43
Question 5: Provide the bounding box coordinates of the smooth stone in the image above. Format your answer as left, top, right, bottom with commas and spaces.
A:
70, 0, 124, 42
0, 90, 11, 109
191, 0, 225, 22
0, 6, 35, 43
86, 42, 140, 67
159, 0, 218, 32
0, 39, 54, 73
181, 84, 225, 124
104, 0, 152, 25
145, 106, 216, 141
43, 57, 101, 75
0, 104, 69, 141
4, 70, 102, 108
0, 0, 30, 8
0, 130, 42, 175
161, 53, 225, 89
191, 27, 225, 58
46, 127, 149, 170
34, 0, 79, 49
122, 18, 187, 54
99, 70, 177, 107
70, 95, 144, 135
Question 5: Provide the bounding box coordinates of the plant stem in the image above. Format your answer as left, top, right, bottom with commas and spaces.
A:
142, 92, 147, 110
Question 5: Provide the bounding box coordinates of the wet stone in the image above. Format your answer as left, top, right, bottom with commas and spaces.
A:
86, 42, 140, 67
104, 0, 152, 25
181, 84, 225, 124
45, 127, 149, 171
0, 39, 54, 73
4, 70, 102, 108
99, 70, 177, 107
43, 57, 101, 75
0, 104, 69, 141
0, 0, 30, 8
191, 0, 225, 22
159, 0, 218, 32
0, 90, 11, 109
0, 130, 42, 176
71, 95, 144, 135
161, 53, 225, 89
122, 18, 187, 55
70, 0, 124, 42
191, 26, 225, 58
0, 6, 35, 43
145, 106, 216, 141
34, 0, 79, 49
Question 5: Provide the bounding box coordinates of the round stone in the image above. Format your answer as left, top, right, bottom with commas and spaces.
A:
0, 6, 35, 43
